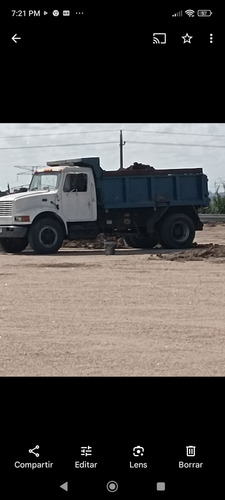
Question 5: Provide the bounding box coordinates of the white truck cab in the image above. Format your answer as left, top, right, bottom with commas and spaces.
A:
0, 163, 97, 254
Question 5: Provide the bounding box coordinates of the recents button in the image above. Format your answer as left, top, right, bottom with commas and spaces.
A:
157, 482, 166, 491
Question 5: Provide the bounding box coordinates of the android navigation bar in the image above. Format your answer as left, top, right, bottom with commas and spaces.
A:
60, 482, 68, 492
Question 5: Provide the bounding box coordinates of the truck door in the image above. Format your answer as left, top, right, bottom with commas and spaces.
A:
62, 172, 97, 221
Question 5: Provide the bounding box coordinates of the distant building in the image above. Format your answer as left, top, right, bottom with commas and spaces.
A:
12, 187, 28, 193
209, 191, 225, 199
0, 186, 28, 196
0, 190, 9, 197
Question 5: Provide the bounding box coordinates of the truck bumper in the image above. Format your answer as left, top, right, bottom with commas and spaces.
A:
0, 226, 28, 238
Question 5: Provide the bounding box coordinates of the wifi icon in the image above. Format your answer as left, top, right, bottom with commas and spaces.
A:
185, 9, 195, 17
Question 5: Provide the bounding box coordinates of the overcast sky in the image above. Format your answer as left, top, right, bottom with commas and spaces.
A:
0, 123, 225, 192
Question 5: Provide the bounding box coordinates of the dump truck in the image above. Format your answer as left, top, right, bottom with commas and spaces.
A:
0, 157, 210, 254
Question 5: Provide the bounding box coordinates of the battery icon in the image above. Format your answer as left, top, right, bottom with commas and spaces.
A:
197, 10, 213, 17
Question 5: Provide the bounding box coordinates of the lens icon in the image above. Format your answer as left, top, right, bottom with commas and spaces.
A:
106, 481, 118, 492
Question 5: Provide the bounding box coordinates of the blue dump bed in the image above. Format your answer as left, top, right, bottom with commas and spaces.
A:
101, 166, 210, 209
47, 157, 210, 209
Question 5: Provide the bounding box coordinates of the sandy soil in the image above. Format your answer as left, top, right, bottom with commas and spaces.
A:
1, 224, 225, 377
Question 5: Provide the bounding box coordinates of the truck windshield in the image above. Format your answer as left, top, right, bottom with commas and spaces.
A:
29, 172, 61, 191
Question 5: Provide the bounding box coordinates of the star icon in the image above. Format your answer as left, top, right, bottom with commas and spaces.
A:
182, 33, 193, 43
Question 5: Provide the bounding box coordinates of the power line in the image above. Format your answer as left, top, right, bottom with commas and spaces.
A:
126, 140, 225, 149
0, 129, 120, 140
2, 127, 225, 140
123, 128, 225, 138
0, 141, 118, 150
1, 139, 225, 151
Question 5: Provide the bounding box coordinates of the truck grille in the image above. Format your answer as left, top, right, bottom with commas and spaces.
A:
0, 200, 13, 216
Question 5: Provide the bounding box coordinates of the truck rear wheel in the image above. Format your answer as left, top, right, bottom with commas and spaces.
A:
0, 237, 28, 253
28, 218, 64, 254
159, 213, 195, 249
124, 235, 158, 248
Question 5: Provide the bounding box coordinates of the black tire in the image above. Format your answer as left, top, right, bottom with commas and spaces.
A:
28, 218, 64, 254
0, 237, 28, 253
124, 234, 158, 248
159, 213, 195, 249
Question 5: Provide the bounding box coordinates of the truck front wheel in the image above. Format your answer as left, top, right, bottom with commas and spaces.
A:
28, 218, 64, 254
0, 237, 28, 253
159, 213, 195, 249
124, 234, 158, 248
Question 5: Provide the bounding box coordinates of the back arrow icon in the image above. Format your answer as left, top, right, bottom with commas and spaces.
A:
12, 34, 21, 43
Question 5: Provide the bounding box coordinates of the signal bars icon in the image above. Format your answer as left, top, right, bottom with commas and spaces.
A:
172, 10, 183, 17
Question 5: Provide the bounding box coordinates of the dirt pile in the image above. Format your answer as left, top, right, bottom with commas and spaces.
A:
155, 244, 225, 261
63, 237, 126, 249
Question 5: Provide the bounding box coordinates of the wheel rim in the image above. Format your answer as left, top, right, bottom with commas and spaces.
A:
171, 222, 190, 242
39, 226, 58, 247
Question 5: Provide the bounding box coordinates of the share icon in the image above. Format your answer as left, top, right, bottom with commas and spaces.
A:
28, 445, 40, 457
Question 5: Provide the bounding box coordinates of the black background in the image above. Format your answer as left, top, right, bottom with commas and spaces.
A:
1, 3, 221, 121
1, 3, 224, 498
2, 378, 224, 497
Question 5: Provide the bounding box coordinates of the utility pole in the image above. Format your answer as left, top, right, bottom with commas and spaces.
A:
119, 130, 126, 169
14, 165, 36, 182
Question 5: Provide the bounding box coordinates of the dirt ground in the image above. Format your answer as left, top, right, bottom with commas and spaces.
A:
1, 223, 225, 377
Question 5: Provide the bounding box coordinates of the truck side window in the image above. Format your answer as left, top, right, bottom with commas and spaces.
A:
63, 174, 88, 192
